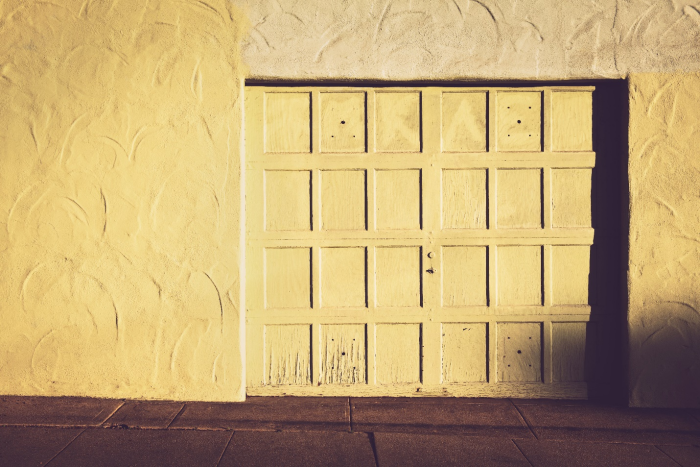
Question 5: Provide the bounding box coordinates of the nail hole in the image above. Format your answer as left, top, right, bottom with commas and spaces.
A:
507, 106, 510, 109
341, 352, 346, 356
517, 350, 522, 354
508, 365, 511, 367
507, 337, 511, 339
331, 135, 334, 138
517, 120, 521, 124
341, 120, 345, 124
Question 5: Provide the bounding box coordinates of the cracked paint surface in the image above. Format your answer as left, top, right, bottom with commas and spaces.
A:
236, 0, 700, 80
629, 73, 700, 407
0, 0, 247, 401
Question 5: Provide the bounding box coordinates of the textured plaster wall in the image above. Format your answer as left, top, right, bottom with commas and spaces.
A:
0, 0, 247, 401
237, 0, 700, 80
628, 73, 700, 407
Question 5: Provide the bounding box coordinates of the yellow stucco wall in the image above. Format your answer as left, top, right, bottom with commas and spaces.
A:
628, 73, 700, 407
0, 0, 247, 401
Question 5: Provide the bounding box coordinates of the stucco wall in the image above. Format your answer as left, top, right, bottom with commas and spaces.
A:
628, 73, 700, 407
237, 0, 700, 80
0, 0, 247, 401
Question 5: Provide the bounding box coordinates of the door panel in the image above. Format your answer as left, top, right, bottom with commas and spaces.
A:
246, 86, 606, 398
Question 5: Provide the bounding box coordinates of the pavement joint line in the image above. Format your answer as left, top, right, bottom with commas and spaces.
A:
214, 431, 236, 467
511, 439, 535, 467
509, 399, 538, 440
367, 432, 380, 467
654, 445, 684, 466
42, 427, 87, 466
166, 402, 188, 428
97, 400, 126, 426
348, 397, 354, 432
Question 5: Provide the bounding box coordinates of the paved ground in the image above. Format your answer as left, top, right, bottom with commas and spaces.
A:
1, 397, 699, 466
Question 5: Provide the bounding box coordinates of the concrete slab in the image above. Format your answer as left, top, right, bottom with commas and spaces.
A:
374, 433, 531, 467
170, 397, 350, 431
514, 439, 678, 467
102, 401, 184, 429
658, 445, 700, 467
512, 400, 700, 445
218, 431, 376, 467
351, 398, 533, 438
0, 426, 83, 467
49, 428, 232, 467
0, 396, 123, 427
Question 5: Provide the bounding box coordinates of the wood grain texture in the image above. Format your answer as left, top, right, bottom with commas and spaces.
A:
551, 91, 592, 151
552, 322, 596, 382
497, 246, 542, 306
551, 245, 590, 305
496, 92, 541, 152
375, 247, 422, 308
321, 170, 366, 231
442, 323, 488, 383
441, 92, 487, 152
321, 247, 366, 308
375, 92, 421, 152
496, 169, 542, 229
248, 85, 596, 399
265, 170, 311, 231
441, 246, 488, 307
321, 92, 366, 152
551, 169, 592, 228
265, 248, 311, 309
265, 325, 311, 385
498, 322, 542, 382
375, 324, 421, 384
265, 92, 311, 153
320, 324, 366, 384
375, 169, 421, 230
442, 169, 487, 229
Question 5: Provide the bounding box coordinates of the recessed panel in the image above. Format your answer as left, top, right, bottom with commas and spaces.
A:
496, 91, 541, 152
375, 247, 421, 307
265, 325, 311, 385
375, 92, 421, 152
497, 246, 542, 306
264, 92, 311, 153
442, 323, 488, 383
442, 169, 487, 230
321, 247, 366, 308
375, 324, 421, 384
442, 246, 488, 307
442, 92, 487, 152
552, 169, 592, 228
497, 322, 542, 382
551, 91, 592, 151
265, 170, 311, 231
265, 248, 311, 309
320, 324, 366, 385
375, 169, 421, 230
321, 92, 366, 152
496, 169, 542, 229
551, 245, 590, 305
321, 170, 366, 231
552, 322, 596, 382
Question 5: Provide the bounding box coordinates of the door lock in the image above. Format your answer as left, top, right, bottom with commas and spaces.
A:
426, 268, 435, 274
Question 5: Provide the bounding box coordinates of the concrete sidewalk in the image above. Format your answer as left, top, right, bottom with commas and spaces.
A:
1, 397, 699, 466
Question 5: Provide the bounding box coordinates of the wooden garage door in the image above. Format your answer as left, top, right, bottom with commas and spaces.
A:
245, 86, 607, 398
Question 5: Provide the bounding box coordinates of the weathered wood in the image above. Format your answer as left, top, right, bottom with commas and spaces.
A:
551, 91, 592, 151
265, 325, 311, 386
441, 92, 487, 152
442, 323, 488, 383
320, 92, 366, 153
442, 169, 487, 230
321, 170, 366, 231
265, 92, 311, 153
498, 322, 542, 382
375, 92, 421, 152
375, 169, 421, 230
496, 91, 542, 152
320, 324, 366, 384
376, 324, 421, 384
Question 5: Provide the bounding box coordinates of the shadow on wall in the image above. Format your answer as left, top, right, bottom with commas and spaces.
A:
587, 80, 628, 404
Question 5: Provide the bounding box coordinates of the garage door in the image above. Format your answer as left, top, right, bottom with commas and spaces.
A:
245, 85, 607, 398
